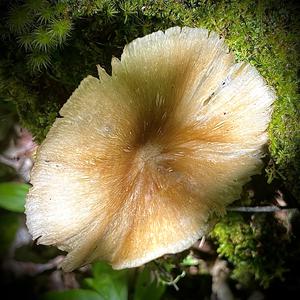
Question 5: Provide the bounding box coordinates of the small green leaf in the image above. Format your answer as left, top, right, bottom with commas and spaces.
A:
181, 254, 199, 266
0, 182, 29, 212
83, 262, 128, 300
0, 213, 20, 256
134, 267, 165, 300
43, 289, 104, 300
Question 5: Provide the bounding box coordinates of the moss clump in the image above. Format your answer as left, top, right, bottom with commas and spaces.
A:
211, 212, 289, 288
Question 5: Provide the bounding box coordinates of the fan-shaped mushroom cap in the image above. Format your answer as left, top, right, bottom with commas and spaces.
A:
25, 27, 275, 271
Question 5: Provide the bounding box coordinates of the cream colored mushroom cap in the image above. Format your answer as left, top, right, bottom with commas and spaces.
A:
25, 27, 275, 271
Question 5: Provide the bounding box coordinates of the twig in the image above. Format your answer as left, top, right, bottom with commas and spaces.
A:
227, 206, 297, 212
153, 261, 185, 291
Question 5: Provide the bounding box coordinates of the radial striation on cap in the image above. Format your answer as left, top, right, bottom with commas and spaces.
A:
25, 27, 275, 271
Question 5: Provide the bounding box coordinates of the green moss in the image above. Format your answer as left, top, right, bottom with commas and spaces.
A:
210, 212, 289, 288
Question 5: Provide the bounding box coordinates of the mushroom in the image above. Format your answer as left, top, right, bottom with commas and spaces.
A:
25, 27, 275, 271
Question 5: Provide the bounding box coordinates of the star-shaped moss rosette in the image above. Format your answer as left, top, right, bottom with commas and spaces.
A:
25, 27, 275, 271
